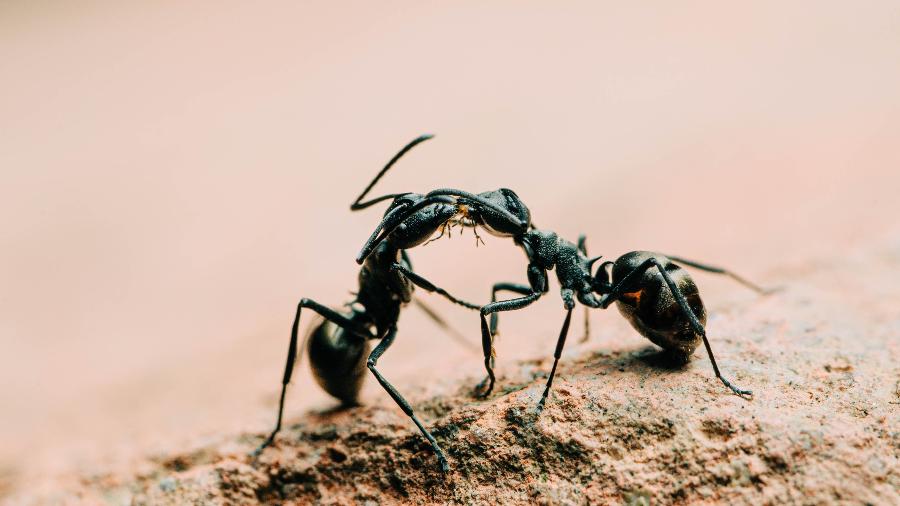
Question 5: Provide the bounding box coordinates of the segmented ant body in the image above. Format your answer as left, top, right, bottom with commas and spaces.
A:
356, 135, 770, 415
252, 136, 529, 470
256, 135, 768, 473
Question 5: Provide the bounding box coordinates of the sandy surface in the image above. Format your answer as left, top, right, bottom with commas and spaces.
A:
2, 1, 900, 504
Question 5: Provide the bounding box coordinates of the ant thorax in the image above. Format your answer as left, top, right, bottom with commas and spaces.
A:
520, 229, 560, 269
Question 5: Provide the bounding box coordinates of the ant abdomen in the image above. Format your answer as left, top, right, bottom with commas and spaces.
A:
611, 251, 707, 358
307, 318, 371, 405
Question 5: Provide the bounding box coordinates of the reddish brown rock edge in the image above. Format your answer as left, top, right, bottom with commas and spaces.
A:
21, 251, 900, 505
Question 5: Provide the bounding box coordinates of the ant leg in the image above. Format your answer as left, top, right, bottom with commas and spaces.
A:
580, 306, 591, 343
475, 291, 542, 398
367, 326, 451, 472
663, 254, 774, 295
390, 263, 480, 310
538, 305, 574, 411
487, 283, 532, 336
600, 258, 752, 398
412, 297, 479, 353
474, 283, 531, 391
399, 250, 478, 351
471, 224, 485, 247
350, 134, 434, 211
252, 298, 373, 456
652, 262, 753, 397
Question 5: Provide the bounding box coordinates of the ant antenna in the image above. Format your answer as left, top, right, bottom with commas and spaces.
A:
350, 134, 434, 210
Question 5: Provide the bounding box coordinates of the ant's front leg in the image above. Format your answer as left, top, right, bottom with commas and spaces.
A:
600, 258, 752, 398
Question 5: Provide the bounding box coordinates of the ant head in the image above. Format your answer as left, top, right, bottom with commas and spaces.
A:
473, 188, 531, 237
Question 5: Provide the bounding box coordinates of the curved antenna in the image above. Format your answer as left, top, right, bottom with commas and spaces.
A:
350, 134, 435, 211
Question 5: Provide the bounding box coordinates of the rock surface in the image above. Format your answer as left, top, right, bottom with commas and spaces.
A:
32, 245, 897, 505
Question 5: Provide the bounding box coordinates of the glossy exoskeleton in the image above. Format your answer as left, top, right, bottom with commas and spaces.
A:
356, 136, 770, 412
251, 136, 526, 471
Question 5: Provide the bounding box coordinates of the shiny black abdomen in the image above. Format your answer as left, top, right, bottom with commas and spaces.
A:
307, 316, 371, 404
307, 242, 413, 404
612, 251, 707, 357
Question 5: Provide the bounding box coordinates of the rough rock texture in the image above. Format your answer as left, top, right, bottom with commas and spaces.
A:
43, 246, 897, 505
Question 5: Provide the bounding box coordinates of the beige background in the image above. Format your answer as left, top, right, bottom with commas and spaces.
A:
1, 0, 899, 487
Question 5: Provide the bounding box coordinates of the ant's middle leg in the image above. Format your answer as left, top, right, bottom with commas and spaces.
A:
600, 258, 752, 397
663, 254, 774, 294
390, 262, 480, 310
252, 298, 374, 456
398, 250, 478, 351
475, 291, 542, 398
367, 326, 451, 472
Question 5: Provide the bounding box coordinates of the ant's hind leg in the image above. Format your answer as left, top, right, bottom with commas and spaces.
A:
367, 326, 451, 472
252, 298, 373, 457
652, 262, 753, 397
475, 291, 542, 398
663, 255, 774, 295
600, 259, 752, 398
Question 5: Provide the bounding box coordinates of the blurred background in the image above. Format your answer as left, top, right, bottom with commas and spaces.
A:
2, 0, 899, 492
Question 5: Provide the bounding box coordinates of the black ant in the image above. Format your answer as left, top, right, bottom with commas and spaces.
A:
356, 135, 771, 415
252, 135, 531, 471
